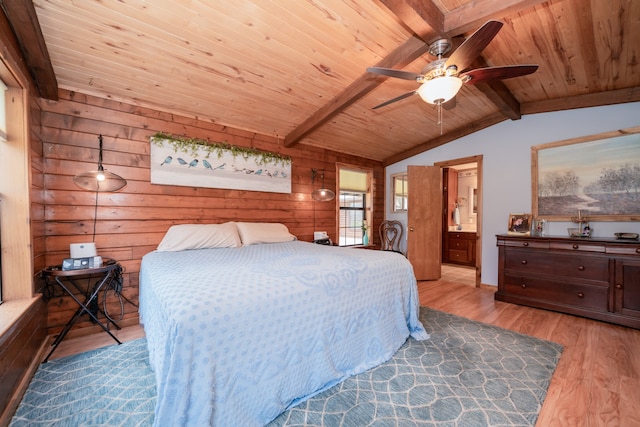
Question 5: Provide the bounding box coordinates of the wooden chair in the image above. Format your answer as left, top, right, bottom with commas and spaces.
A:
379, 220, 404, 254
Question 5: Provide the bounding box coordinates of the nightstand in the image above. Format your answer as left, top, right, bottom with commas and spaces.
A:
40, 259, 123, 362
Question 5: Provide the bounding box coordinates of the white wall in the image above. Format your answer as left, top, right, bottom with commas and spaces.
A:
386, 102, 640, 286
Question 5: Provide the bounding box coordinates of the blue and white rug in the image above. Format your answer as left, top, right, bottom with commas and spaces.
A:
11, 308, 562, 426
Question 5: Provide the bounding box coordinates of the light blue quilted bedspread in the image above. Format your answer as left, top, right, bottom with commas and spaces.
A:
139, 241, 427, 427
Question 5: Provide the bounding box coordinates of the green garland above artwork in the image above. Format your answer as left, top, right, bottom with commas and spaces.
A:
150, 132, 292, 194
151, 132, 291, 167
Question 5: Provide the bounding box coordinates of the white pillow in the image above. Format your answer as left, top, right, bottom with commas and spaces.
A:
156, 222, 241, 252
236, 222, 296, 246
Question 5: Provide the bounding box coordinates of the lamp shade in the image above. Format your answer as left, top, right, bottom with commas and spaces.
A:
73, 135, 127, 192
311, 168, 335, 202
73, 169, 127, 192
417, 76, 462, 104
312, 188, 336, 202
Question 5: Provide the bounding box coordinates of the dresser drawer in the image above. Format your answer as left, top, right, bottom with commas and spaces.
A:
606, 244, 640, 256
449, 232, 474, 240
549, 241, 605, 253
504, 274, 609, 312
499, 238, 548, 249
449, 238, 468, 250
448, 249, 469, 263
504, 249, 610, 282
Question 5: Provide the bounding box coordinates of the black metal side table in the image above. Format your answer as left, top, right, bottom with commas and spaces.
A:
40, 259, 123, 362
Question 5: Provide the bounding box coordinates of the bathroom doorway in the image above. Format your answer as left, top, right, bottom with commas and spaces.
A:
435, 155, 483, 287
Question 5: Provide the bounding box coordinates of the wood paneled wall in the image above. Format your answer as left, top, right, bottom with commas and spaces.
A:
40, 89, 385, 337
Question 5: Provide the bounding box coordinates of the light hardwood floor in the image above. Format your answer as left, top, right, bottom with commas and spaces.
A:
48, 264, 640, 426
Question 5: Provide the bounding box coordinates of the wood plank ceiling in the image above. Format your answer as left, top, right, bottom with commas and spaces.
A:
5, 0, 640, 164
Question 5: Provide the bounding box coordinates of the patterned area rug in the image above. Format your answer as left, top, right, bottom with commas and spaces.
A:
11, 308, 562, 426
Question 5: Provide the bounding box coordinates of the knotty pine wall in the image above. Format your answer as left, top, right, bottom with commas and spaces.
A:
40, 89, 385, 337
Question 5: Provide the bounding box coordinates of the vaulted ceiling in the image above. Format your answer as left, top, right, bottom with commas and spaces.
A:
3, 0, 639, 165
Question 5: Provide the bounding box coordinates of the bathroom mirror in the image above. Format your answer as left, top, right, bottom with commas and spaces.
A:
470, 186, 477, 215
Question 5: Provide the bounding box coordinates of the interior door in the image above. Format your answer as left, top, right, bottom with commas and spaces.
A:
407, 165, 442, 280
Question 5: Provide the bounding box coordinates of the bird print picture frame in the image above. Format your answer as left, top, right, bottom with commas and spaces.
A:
150, 136, 292, 193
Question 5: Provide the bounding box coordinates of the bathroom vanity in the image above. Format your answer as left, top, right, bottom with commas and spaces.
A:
444, 230, 477, 266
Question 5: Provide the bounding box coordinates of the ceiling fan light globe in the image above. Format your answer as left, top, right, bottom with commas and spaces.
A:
417, 76, 462, 104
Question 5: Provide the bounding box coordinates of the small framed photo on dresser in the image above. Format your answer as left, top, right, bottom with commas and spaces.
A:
507, 213, 531, 235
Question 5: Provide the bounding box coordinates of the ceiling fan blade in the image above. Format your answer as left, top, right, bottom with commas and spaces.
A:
461, 65, 539, 85
445, 20, 503, 72
367, 67, 423, 81
372, 91, 417, 109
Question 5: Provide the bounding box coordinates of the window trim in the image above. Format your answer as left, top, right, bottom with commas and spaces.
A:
0, 58, 34, 303
336, 164, 373, 247
391, 172, 408, 212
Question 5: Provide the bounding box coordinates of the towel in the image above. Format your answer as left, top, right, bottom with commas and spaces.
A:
453, 206, 461, 225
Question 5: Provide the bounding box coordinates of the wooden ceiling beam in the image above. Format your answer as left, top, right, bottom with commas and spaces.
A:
0, 0, 58, 100
284, 35, 430, 147
469, 58, 522, 120
379, 0, 444, 43
445, 0, 550, 35
0, 5, 31, 83
522, 87, 640, 115
383, 112, 507, 166
284, 0, 444, 148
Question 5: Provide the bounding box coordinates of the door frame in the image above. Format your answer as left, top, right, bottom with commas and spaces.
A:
435, 155, 483, 287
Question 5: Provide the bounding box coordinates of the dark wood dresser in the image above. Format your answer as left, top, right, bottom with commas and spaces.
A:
495, 234, 640, 329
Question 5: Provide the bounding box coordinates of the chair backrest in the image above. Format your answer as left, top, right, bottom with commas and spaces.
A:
379, 220, 404, 254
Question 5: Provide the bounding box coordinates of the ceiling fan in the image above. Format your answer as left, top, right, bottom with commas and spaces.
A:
367, 20, 538, 115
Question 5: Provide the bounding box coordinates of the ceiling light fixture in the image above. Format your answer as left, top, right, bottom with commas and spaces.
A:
416, 76, 462, 105
311, 169, 335, 202
417, 75, 463, 133
73, 135, 127, 192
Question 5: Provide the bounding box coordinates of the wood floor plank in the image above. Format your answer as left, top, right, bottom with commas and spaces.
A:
620, 375, 640, 426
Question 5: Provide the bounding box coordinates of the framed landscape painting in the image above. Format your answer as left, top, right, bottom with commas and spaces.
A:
532, 126, 640, 221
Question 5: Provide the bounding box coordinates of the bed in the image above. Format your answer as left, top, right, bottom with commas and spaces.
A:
139, 222, 428, 426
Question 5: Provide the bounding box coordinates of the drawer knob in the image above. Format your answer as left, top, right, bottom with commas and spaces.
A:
636, 248, 640, 254
578, 265, 585, 271
572, 244, 579, 249
521, 260, 528, 265
615, 284, 623, 289
523, 242, 529, 246
577, 292, 584, 298
521, 283, 527, 289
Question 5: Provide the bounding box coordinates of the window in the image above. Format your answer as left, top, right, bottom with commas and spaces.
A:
392, 173, 408, 212
337, 166, 371, 246
0, 64, 33, 304
339, 192, 366, 246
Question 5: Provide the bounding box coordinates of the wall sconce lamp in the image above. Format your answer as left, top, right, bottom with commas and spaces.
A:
311, 169, 335, 202
73, 135, 127, 192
